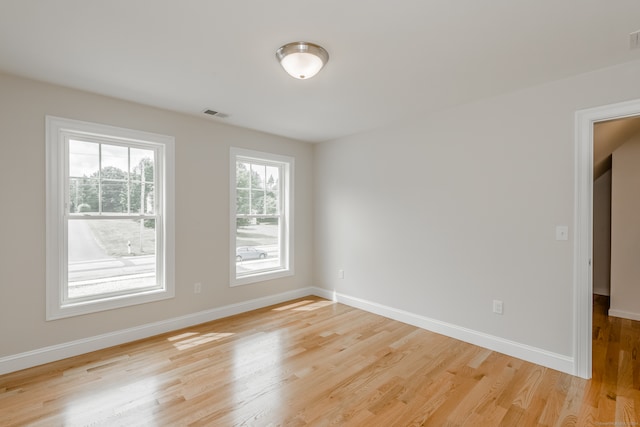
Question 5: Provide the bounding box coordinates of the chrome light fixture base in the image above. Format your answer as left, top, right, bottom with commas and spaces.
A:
276, 41, 329, 80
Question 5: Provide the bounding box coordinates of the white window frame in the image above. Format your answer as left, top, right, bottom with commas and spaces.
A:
46, 116, 175, 320
230, 147, 294, 286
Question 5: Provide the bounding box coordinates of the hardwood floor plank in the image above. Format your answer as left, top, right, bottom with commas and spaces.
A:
615, 395, 637, 425
1, 295, 639, 426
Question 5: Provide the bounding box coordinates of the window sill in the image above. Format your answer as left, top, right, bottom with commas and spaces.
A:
46, 288, 174, 320
231, 268, 294, 287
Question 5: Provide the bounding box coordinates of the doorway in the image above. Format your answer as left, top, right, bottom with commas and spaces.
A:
575, 99, 640, 379
592, 116, 640, 301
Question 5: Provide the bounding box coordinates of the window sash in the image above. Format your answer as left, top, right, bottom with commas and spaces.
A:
63, 216, 164, 304
235, 159, 282, 217
65, 137, 159, 216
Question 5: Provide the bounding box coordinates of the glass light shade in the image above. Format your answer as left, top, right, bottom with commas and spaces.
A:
280, 52, 324, 79
276, 42, 329, 80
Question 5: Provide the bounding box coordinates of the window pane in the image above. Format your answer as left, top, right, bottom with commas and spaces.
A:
236, 217, 280, 276
237, 189, 249, 215
264, 167, 279, 214
69, 140, 99, 178
101, 144, 129, 175
143, 183, 154, 214
130, 148, 154, 183
129, 181, 141, 213
251, 190, 265, 215
265, 190, 279, 215
68, 219, 157, 299
251, 164, 266, 190
236, 162, 250, 189
69, 178, 99, 213
265, 166, 279, 190
129, 182, 154, 214
101, 180, 129, 213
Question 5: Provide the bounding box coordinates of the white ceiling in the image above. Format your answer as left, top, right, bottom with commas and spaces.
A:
1, 1, 639, 143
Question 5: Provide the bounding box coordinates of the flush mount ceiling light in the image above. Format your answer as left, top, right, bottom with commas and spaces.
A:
276, 42, 329, 80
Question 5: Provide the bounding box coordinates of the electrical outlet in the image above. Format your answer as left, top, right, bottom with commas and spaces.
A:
493, 299, 503, 315
194, 282, 202, 294
338, 269, 344, 279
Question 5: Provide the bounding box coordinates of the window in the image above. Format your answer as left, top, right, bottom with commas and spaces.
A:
230, 148, 293, 285
46, 116, 175, 319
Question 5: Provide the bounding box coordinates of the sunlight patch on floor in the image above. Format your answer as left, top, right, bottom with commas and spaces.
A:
168, 332, 234, 350
273, 299, 335, 312
64, 377, 158, 426
292, 300, 335, 311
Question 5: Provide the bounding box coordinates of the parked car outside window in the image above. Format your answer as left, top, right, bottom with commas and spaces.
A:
236, 246, 268, 262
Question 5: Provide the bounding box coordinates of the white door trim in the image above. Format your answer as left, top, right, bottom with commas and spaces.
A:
574, 98, 640, 379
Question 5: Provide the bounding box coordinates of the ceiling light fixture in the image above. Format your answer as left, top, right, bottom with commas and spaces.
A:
276, 42, 329, 80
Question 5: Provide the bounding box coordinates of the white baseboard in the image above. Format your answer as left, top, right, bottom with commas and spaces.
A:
0, 286, 575, 377
593, 286, 610, 296
311, 287, 575, 375
609, 308, 640, 321
0, 287, 315, 376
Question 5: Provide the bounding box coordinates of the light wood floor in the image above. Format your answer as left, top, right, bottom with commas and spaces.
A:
0, 295, 638, 426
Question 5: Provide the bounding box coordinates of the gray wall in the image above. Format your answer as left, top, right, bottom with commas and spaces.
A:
314, 59, 640, 358
593, 169, 612, 296
0, 72, 314, 358
611, 134, 640, 320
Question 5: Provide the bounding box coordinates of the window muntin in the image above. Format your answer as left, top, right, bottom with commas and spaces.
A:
46, 117, 174, 319
231, 148, 293, 285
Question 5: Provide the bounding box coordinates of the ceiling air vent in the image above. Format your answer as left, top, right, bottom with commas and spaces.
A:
203, 109, 229, 119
